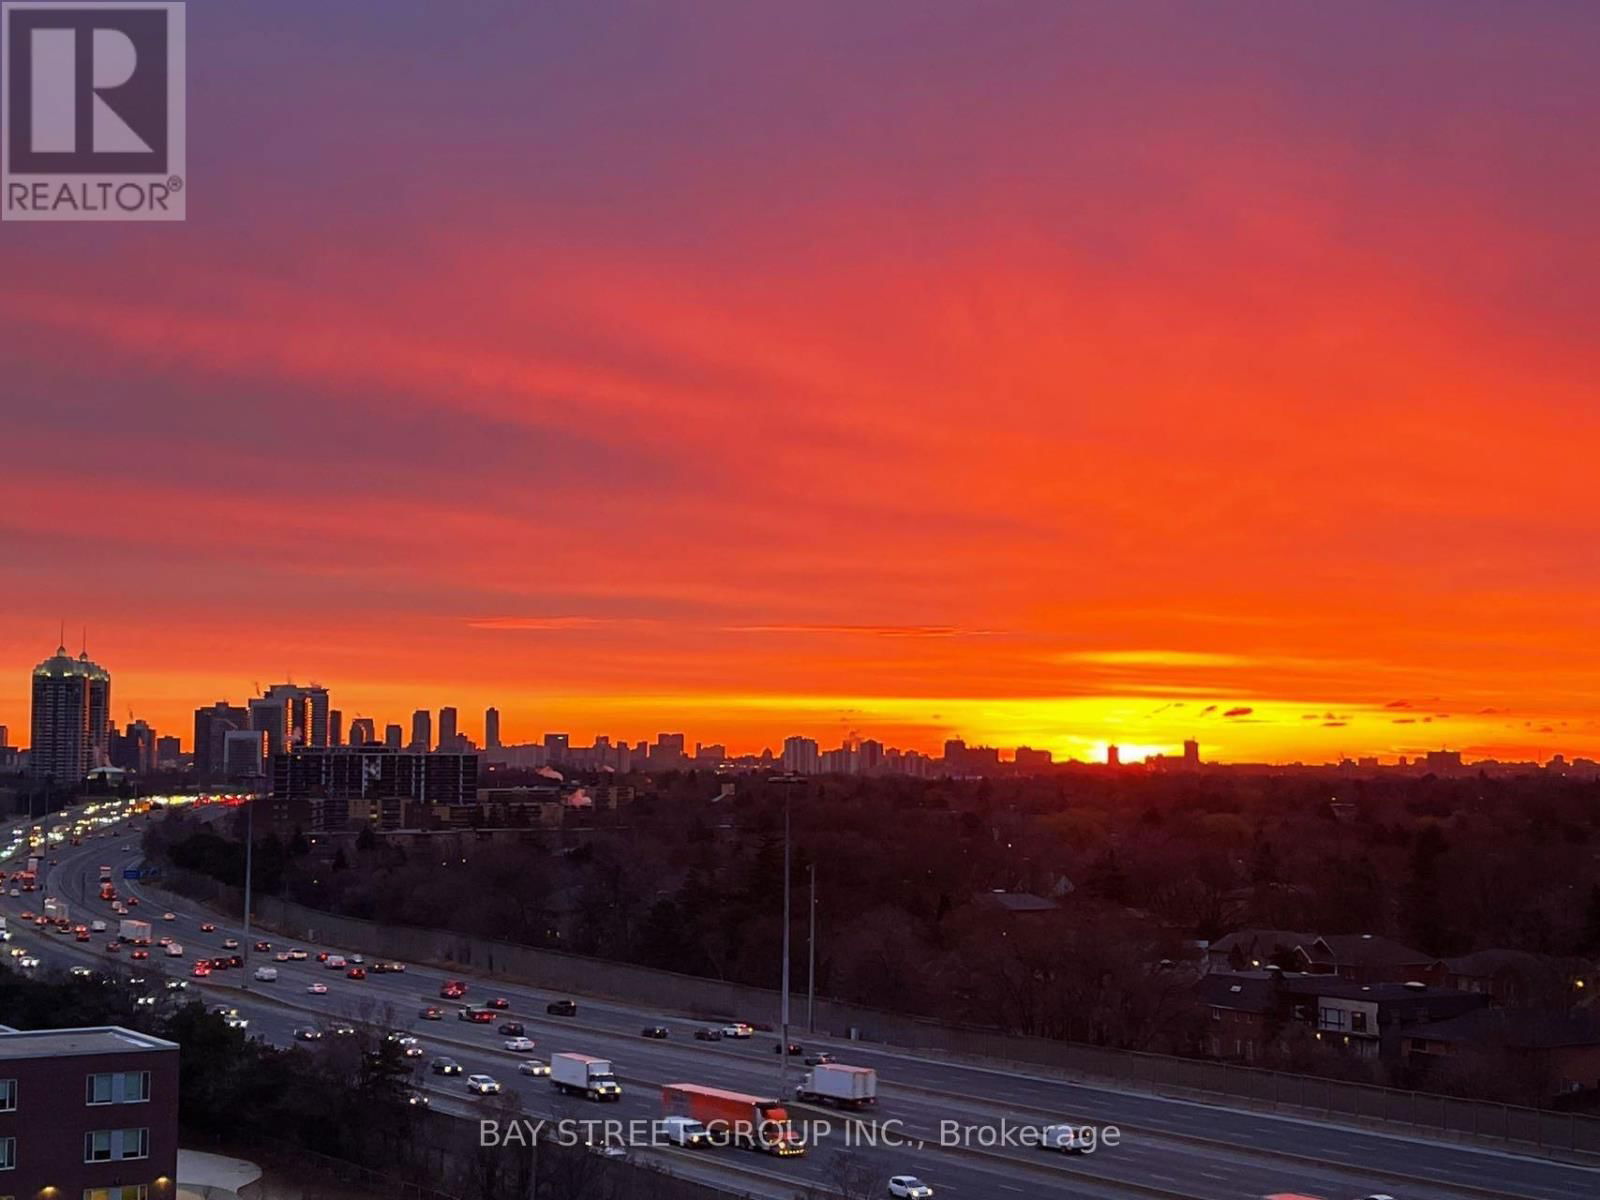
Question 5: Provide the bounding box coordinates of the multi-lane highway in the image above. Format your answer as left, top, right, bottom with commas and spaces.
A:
8, 801, 1600, 1200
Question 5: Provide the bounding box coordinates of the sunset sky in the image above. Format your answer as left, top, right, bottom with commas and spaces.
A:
3, 1, 1599, 763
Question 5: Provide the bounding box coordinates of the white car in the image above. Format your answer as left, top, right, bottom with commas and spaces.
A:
466, 1074, 501, 1095
221, 938, 239, 949
165, 979, 188, 991
306, 983, 328, 995
518, 1059, 549, 1076
403, 1044, 425, 1058
162, 912, 176, 921
69, 965, 93, 978
505, 1036, 536, 1052
888, 1178, 934, 1199
720, 1023, 752, 1038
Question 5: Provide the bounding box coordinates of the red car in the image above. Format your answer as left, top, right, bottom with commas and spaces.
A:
487, 997, 510, 1010
346, 967, 367, 980
105, 941, 121, 953
200, 923, 216, 933
191, 963, 211, 978
439, 980, 466, 1000
131, 949, 149, 960
316, 951, 331, 963
75, 930, 90, 942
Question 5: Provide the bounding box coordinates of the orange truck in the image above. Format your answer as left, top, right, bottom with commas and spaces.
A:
660, 1084, 805, 1156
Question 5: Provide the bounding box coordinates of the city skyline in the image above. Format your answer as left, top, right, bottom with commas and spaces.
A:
3, 3, 1599, 764
2, 638, 1596, 768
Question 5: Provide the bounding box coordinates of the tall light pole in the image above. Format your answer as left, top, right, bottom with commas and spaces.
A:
779, 785, 791, 1098
240, 794, 254, 989
807, 861, 817, 1033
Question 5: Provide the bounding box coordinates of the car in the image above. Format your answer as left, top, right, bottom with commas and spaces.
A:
642, 1026, 670, 1039
294, 1027, 323, 1041
505, 1036, 536, 1051
546, 999, 577, 1016
157, 935, 173, 946
458, 1008, 495, 1024
162, 912, 176, 921
75, 929, 91, 941
69, 965, 93, 978
386, 1032, 419, 1046
316, 951, 330, 963
17, 956, 39, 969
306, 982, 328, 994
346, 967, 367, 980
888, 1178, 934, 1199
439, 980, 466, 999
486, 997, 510, 1009
274, 951, 291, 962
694, 1028, 723, 1041
190, 963, 211, 978
329, 1021, 356, 1036
418, 1006, 443, 1020
498, 1022, 525, 1036
720, 1023, 752, 1038
227, 954, 244, 968
105, 941, 121, 953
407, 1092, 431, 1107
465, 1074, 501, 1095
774, 1042, 804, 1055
131, 949, 149, 960
403, 1044, 425, 1058
430, 1057, 463, 1076
126, 897, 138, 906
377, 960, 406, 973
348, 954, 364, 964
254, 940, 272, 952
518, 1059, 550, 1076
221, 938, 239, 949
805, 1052, 835, 1066
134, 995, 156, 1008
1038, 1125, 1087, 1153
287, 948, 308, 961
200, 922, 216, 933
165, 979, 188, 991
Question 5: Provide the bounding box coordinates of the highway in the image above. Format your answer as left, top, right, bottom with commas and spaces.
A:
8, 799, 1600, 1200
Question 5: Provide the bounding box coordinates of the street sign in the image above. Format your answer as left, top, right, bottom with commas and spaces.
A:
122, 868, 140, 880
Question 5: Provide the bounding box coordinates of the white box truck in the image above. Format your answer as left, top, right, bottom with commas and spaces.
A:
550, 1053, 622, 1101
795, 1063, 877, 1110
118, 918, 152, 944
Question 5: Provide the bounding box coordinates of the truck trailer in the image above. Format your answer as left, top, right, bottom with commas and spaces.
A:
550, 1053, 622, 1101
661, 1084, 806, 1155
118, 918, 152, 944
795, 1063, 877, 1109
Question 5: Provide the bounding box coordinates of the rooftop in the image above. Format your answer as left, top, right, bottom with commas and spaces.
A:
0, 1025, 177, 1061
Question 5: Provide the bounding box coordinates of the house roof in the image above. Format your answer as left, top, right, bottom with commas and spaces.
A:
1196, 970, 1287, 1014
0, 1026, 176, 1061
1408, 1008, 1600, 1050
1305, 933, 1431, 967
1207, 929, 1316, 958
1442, 949, 1556, 977
975, 891, 1059, 913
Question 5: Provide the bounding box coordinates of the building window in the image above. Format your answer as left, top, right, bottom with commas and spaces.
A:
1319, 1006, 1345, 1030
83, 1128, 149, 1163
85, 1071, 151, 1105
0, 1135, 13, 1169
1351, 1011, 1369, 1033
85, 1189, 149, 1200
0, 1079, 13, 1111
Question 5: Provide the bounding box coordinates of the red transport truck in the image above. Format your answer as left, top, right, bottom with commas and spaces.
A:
660, 1084, 806, 1156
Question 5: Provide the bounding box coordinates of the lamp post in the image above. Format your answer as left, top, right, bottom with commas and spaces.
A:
240, 793, 254, 989
807, 861, 817, 1033
779, 784, 791, 1098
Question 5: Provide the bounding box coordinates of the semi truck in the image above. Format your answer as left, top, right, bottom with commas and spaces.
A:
118, 918, 152, 944
550, 1053, 622, 1101
43, 897, 66, 922
660, 1084, 806, 1155
795, 1063, 877, 1109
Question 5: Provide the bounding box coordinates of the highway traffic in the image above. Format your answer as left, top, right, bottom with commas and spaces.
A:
6, 799, 1598, 1200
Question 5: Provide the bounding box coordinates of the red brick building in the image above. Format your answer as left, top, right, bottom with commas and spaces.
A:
0, 1026, 178, 1200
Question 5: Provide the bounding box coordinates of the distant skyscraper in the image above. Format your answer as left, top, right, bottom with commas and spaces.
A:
156, 734, 181, 766
781, 736, 820, 775
544, 732, 569, 763
329, 709, 343, 746
194, 701, 250, 778
484, 707, 501, 750
1183, 739, 1200, 768
249, 684, 330, 755
110, 719, 158, 774
223, 729, 267, 778
29, 641, 111, 780
0, 725, 8, 748
383, 723, 403, 749
410, 709, 431, 752
1106, 744, 1121, 766
348, 717, 376, 746
438, 706, 458, 751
